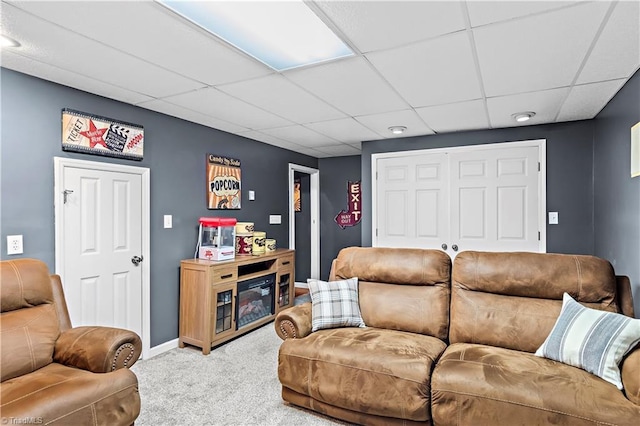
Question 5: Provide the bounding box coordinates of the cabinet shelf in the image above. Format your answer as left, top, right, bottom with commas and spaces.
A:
179, 249, 295, 355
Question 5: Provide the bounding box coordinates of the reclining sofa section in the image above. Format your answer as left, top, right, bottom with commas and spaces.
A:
275, 248, 640, 426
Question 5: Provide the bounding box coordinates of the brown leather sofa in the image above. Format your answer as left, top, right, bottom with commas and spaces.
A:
1, 259, 142, 425
275, 247, 640, 425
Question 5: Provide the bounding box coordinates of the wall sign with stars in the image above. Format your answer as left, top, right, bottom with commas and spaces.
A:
61, 108, 144, 161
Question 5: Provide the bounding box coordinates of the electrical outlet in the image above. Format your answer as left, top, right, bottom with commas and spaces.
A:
7, 235, 23, 255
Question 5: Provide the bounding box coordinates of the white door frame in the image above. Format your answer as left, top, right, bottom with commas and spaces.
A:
54, 157, 151, 359
288, 163, 320, 280
372, 139, 547, 252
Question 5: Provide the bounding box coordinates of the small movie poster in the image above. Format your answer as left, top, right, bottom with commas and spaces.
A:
207, 154, 241, 209
61, 109, 143, 160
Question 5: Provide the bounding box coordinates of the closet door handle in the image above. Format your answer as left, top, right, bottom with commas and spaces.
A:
452, 244, 458, 252
441, 243, 447, 250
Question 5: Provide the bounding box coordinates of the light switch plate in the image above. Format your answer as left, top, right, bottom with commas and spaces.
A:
248, 190, 255, 201
269, 214, 281, 225
548, 212, 559, 225
164, 215, 172, 229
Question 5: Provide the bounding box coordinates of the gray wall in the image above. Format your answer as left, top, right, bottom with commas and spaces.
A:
319, 156, 362, 279
361, 120, 596, 255
0, 68, 318, 346
593, 69, 640, 316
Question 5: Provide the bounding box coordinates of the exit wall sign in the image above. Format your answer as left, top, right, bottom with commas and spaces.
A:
334, 181, 361, 229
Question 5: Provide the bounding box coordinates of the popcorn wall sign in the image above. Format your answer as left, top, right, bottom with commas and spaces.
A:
207, 154, 241, 209
62, 108, 144, 161
334, 181, 362, 229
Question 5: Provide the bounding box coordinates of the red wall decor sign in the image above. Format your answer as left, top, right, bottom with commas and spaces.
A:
334, 181, 362, 229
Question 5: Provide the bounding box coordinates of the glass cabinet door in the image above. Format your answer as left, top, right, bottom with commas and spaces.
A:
278, 272, 291, 308
213, 284, 235, 337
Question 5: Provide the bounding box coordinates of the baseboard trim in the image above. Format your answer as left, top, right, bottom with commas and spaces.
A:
295, 281, 308, 288
147, 338, 179, 359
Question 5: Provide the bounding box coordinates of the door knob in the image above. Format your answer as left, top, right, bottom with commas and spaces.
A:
441, 243, 447, 250
131, 255, 143, 266
452, 245, 458, 252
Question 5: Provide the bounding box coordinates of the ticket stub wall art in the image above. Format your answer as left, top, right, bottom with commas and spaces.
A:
62, 109, 144, 160
207, 154, 241, 209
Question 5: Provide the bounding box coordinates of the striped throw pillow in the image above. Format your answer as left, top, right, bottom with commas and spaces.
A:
308, 277, 366, 332
535, 293, 640, 390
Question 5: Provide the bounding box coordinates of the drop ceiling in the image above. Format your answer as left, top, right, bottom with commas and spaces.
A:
1, 1, 638, 158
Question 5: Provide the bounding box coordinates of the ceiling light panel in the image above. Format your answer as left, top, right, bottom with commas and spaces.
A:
474, 1, 610, 97
159, 0, 353, 71
577, 0, 640, 84
314, 0, 465, 53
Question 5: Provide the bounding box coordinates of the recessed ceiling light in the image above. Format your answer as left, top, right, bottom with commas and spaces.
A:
388, 126, 407, 135
158, 0, 353, 71
512, 112, 536, 123
1, 35, 21, 48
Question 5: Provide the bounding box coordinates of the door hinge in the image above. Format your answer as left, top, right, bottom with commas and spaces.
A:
538, 162, 541, 172
538, 231, 541, 241
376, 171, 378, 180
376, 229, 378, 237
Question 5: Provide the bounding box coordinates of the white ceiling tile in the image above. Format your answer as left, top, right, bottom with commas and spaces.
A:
238, 130, 306, 151
284, 57, 407, 116
9, 0, 272, 85
466, 1, 580, 27
163, 87, 293, 130
0, 3, 204, 98
260, 125, 338, 147
305, 118, 379, 143
312, 144, 361, 157
314, 0, 465, 52
486, 87, 570, 128
219, 74, 345, 123
557, 79, 626, 122
137, 99, 249, 134
416, 100, 489, 133
577, 1, 640, 83
294, 147, 330, 158
367, 32, 482, 107
1, 51, 153, 105
355, 109, 435, 138
474, 1, 610, 97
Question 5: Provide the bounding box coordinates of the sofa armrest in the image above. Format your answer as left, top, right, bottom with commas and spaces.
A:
274, 302, 312, 340
622, 344, 640, 405
54, 326, 142, 373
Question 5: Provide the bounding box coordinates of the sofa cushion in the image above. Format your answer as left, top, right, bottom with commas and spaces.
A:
331, 247, 451, 340
1, 362, 140, 425
278, 327, 447, 422
308, 277, 365, 332
1, 304, 60, 382
450, 251, 619, 352
432, 343, 640, 426
535, 292, 640, 390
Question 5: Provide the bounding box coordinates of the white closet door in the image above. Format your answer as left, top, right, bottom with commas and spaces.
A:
449, 145, 540, 255
374, 141, 544, 257
375, 153, 449, 250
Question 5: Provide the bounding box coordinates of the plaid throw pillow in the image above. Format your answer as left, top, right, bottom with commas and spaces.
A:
535, 293, 640, 390
308, 277, 366, 332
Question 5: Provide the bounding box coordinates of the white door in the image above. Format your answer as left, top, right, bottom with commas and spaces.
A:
374, 140, 545, 257
376, 153, 449, 249
450, 145, 540, 253
60, 166, 143, 336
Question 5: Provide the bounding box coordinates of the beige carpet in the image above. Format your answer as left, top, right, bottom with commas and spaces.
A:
131, 322, 348, 425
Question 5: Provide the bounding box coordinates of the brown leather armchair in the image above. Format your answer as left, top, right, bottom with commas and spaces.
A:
1, 258, 142, 425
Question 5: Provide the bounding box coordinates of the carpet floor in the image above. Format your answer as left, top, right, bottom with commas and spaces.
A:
131, 321, 348, 425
